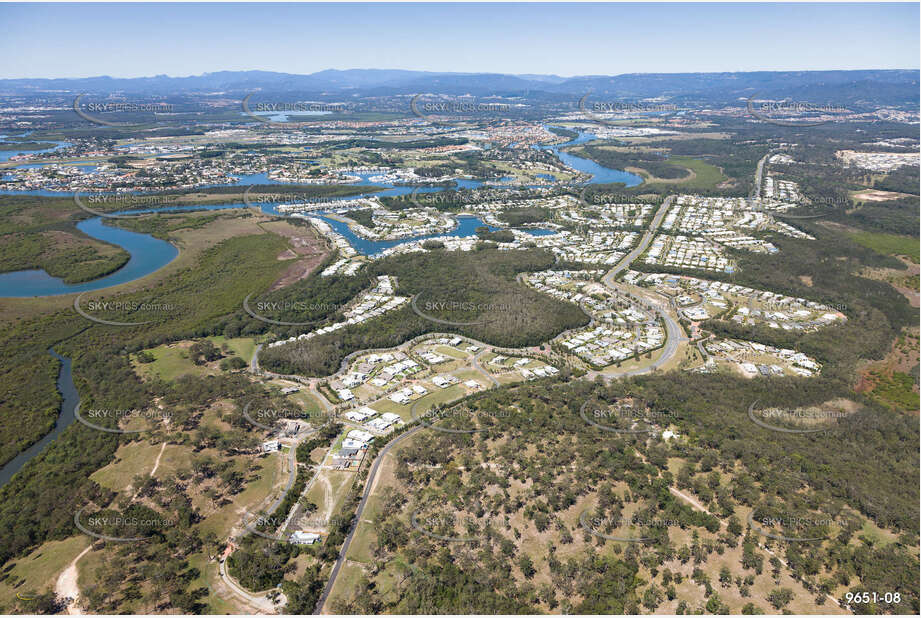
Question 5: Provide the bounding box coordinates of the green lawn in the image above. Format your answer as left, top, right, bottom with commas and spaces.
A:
849, 231, 920, 263
654, 156, 727, 191
210, 336, 257, 363
135, 343, 208, 382
285, 390, 323, 417
371, 383, 466, 421
0, 536, 91, 610
134, 336, 257, 382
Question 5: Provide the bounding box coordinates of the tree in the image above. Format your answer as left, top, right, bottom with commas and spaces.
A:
642, 584, 663, 610
706, 593, 729, 614
518, 554, 536, 579
768, 587, 794, 610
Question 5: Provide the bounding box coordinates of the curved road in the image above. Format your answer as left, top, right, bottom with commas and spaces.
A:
217, 443, 297, 613
472, 350, 500, 387
593, 195, 689, 378
218, 558, 283, 614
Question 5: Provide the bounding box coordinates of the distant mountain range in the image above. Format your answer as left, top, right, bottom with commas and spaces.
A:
2, 69, 917, 108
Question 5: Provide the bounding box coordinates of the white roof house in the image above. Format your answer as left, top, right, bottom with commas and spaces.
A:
339, 438, 367, 457
347, 429, 375, 444
344, 407, 376, 423
289, 531, 321, 545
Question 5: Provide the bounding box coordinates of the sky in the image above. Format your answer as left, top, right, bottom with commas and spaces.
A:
0, 2, 918, 79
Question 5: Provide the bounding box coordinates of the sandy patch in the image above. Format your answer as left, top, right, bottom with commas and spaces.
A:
55, 545, 92, 615
852, 189, 910, 202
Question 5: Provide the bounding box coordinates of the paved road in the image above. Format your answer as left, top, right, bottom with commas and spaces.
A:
472, 350, 500, 386
250, 343, 263, 373
752, 152, 769, 201
602, 194, 675, 284
751, 150, 779, 202
592, 195, 689, 379
313, 424, 425, 614
219, 557, 284, 614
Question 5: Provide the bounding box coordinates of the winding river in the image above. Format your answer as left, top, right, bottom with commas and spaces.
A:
0, 129, 642, 487
0, 129, 640, 298
0, 349, 79, 489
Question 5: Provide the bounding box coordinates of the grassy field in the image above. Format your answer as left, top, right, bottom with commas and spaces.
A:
849, 231, 920, 263
323, 561, 365, 612
89, 439, 168, 493
133, 336, 257, 382
371, 383, 466, 421
642, 155, 727, 191
0, 208, 276, 322
303, 469, 356, 530
210, 335, 257, 363
284, 389, 323, 417
186, 552, 247, 614
0, 535, 91, 611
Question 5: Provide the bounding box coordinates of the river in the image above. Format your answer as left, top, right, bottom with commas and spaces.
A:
0, 129, 640, 484
0, 349, 79, 489
0, 129, 639, 297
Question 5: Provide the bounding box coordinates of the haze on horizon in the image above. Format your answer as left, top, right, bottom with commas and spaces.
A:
0, 2, 918, 80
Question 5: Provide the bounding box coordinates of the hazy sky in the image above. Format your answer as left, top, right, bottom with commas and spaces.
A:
0, 2, 918, 78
